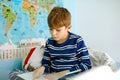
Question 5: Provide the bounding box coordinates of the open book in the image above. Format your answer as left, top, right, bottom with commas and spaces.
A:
17, 72, 47, 80
17, 69, 81, 80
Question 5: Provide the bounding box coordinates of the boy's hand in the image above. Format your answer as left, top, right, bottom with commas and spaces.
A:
44, 70, 70, 80
33, 66, 45, 80
44, 73, 58, 80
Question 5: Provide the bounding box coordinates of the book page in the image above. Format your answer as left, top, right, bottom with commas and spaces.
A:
17, 70, 81, 80
17, 72, 47, 80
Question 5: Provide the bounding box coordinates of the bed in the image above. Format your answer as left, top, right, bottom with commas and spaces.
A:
0, 38, 119, 80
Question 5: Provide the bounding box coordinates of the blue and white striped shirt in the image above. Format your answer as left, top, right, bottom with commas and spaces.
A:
42, 32, 91, 73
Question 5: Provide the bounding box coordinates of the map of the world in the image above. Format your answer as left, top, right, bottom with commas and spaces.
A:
0, 0, 63, 45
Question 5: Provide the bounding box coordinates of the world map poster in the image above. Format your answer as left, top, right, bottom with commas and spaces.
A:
0, 0, 63, 45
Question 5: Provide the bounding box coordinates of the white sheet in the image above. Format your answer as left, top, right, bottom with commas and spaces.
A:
69, 66, 119, 80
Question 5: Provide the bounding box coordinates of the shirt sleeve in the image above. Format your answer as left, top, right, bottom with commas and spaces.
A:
70, 37, 92, 72
41, 40, 51, 73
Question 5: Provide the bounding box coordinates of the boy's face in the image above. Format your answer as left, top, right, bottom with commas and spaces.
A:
50, 26, 71, 43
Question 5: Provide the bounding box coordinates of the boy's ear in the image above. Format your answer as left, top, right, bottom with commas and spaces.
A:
67, 25, 72, 30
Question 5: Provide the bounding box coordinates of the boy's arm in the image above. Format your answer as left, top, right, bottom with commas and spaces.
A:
70, 38, 91, 72
41, 41, 51, 73
33, 67, 70, 80
44, 70, 70, 80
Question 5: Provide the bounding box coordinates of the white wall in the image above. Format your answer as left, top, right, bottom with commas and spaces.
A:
74, 0, 120, 62
63, 0, 76, 32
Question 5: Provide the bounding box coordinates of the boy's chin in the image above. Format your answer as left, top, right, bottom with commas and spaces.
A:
53, 37, 59, 41
54, 39, 59, 42
54, 39, 60, 42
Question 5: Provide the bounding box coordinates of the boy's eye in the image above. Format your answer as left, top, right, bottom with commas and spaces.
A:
49, 28, 61, 32
56, 30, 61, 31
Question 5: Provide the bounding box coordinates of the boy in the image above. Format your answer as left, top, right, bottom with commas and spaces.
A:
33, 6, 91, 80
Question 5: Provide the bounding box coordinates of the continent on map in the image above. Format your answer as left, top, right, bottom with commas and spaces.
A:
22, 0, 38, 27
36, 0, 55, 12
2, 5, 17, 36
22, 0, 56, 27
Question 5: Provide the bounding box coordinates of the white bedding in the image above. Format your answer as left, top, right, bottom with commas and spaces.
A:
68, 66, 120, 80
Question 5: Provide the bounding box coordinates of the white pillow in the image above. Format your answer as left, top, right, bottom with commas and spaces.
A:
22, 46, 44, 69
88, 48, 118, 72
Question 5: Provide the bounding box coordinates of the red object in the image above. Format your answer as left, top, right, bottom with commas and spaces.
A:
23, 47, 36, 68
